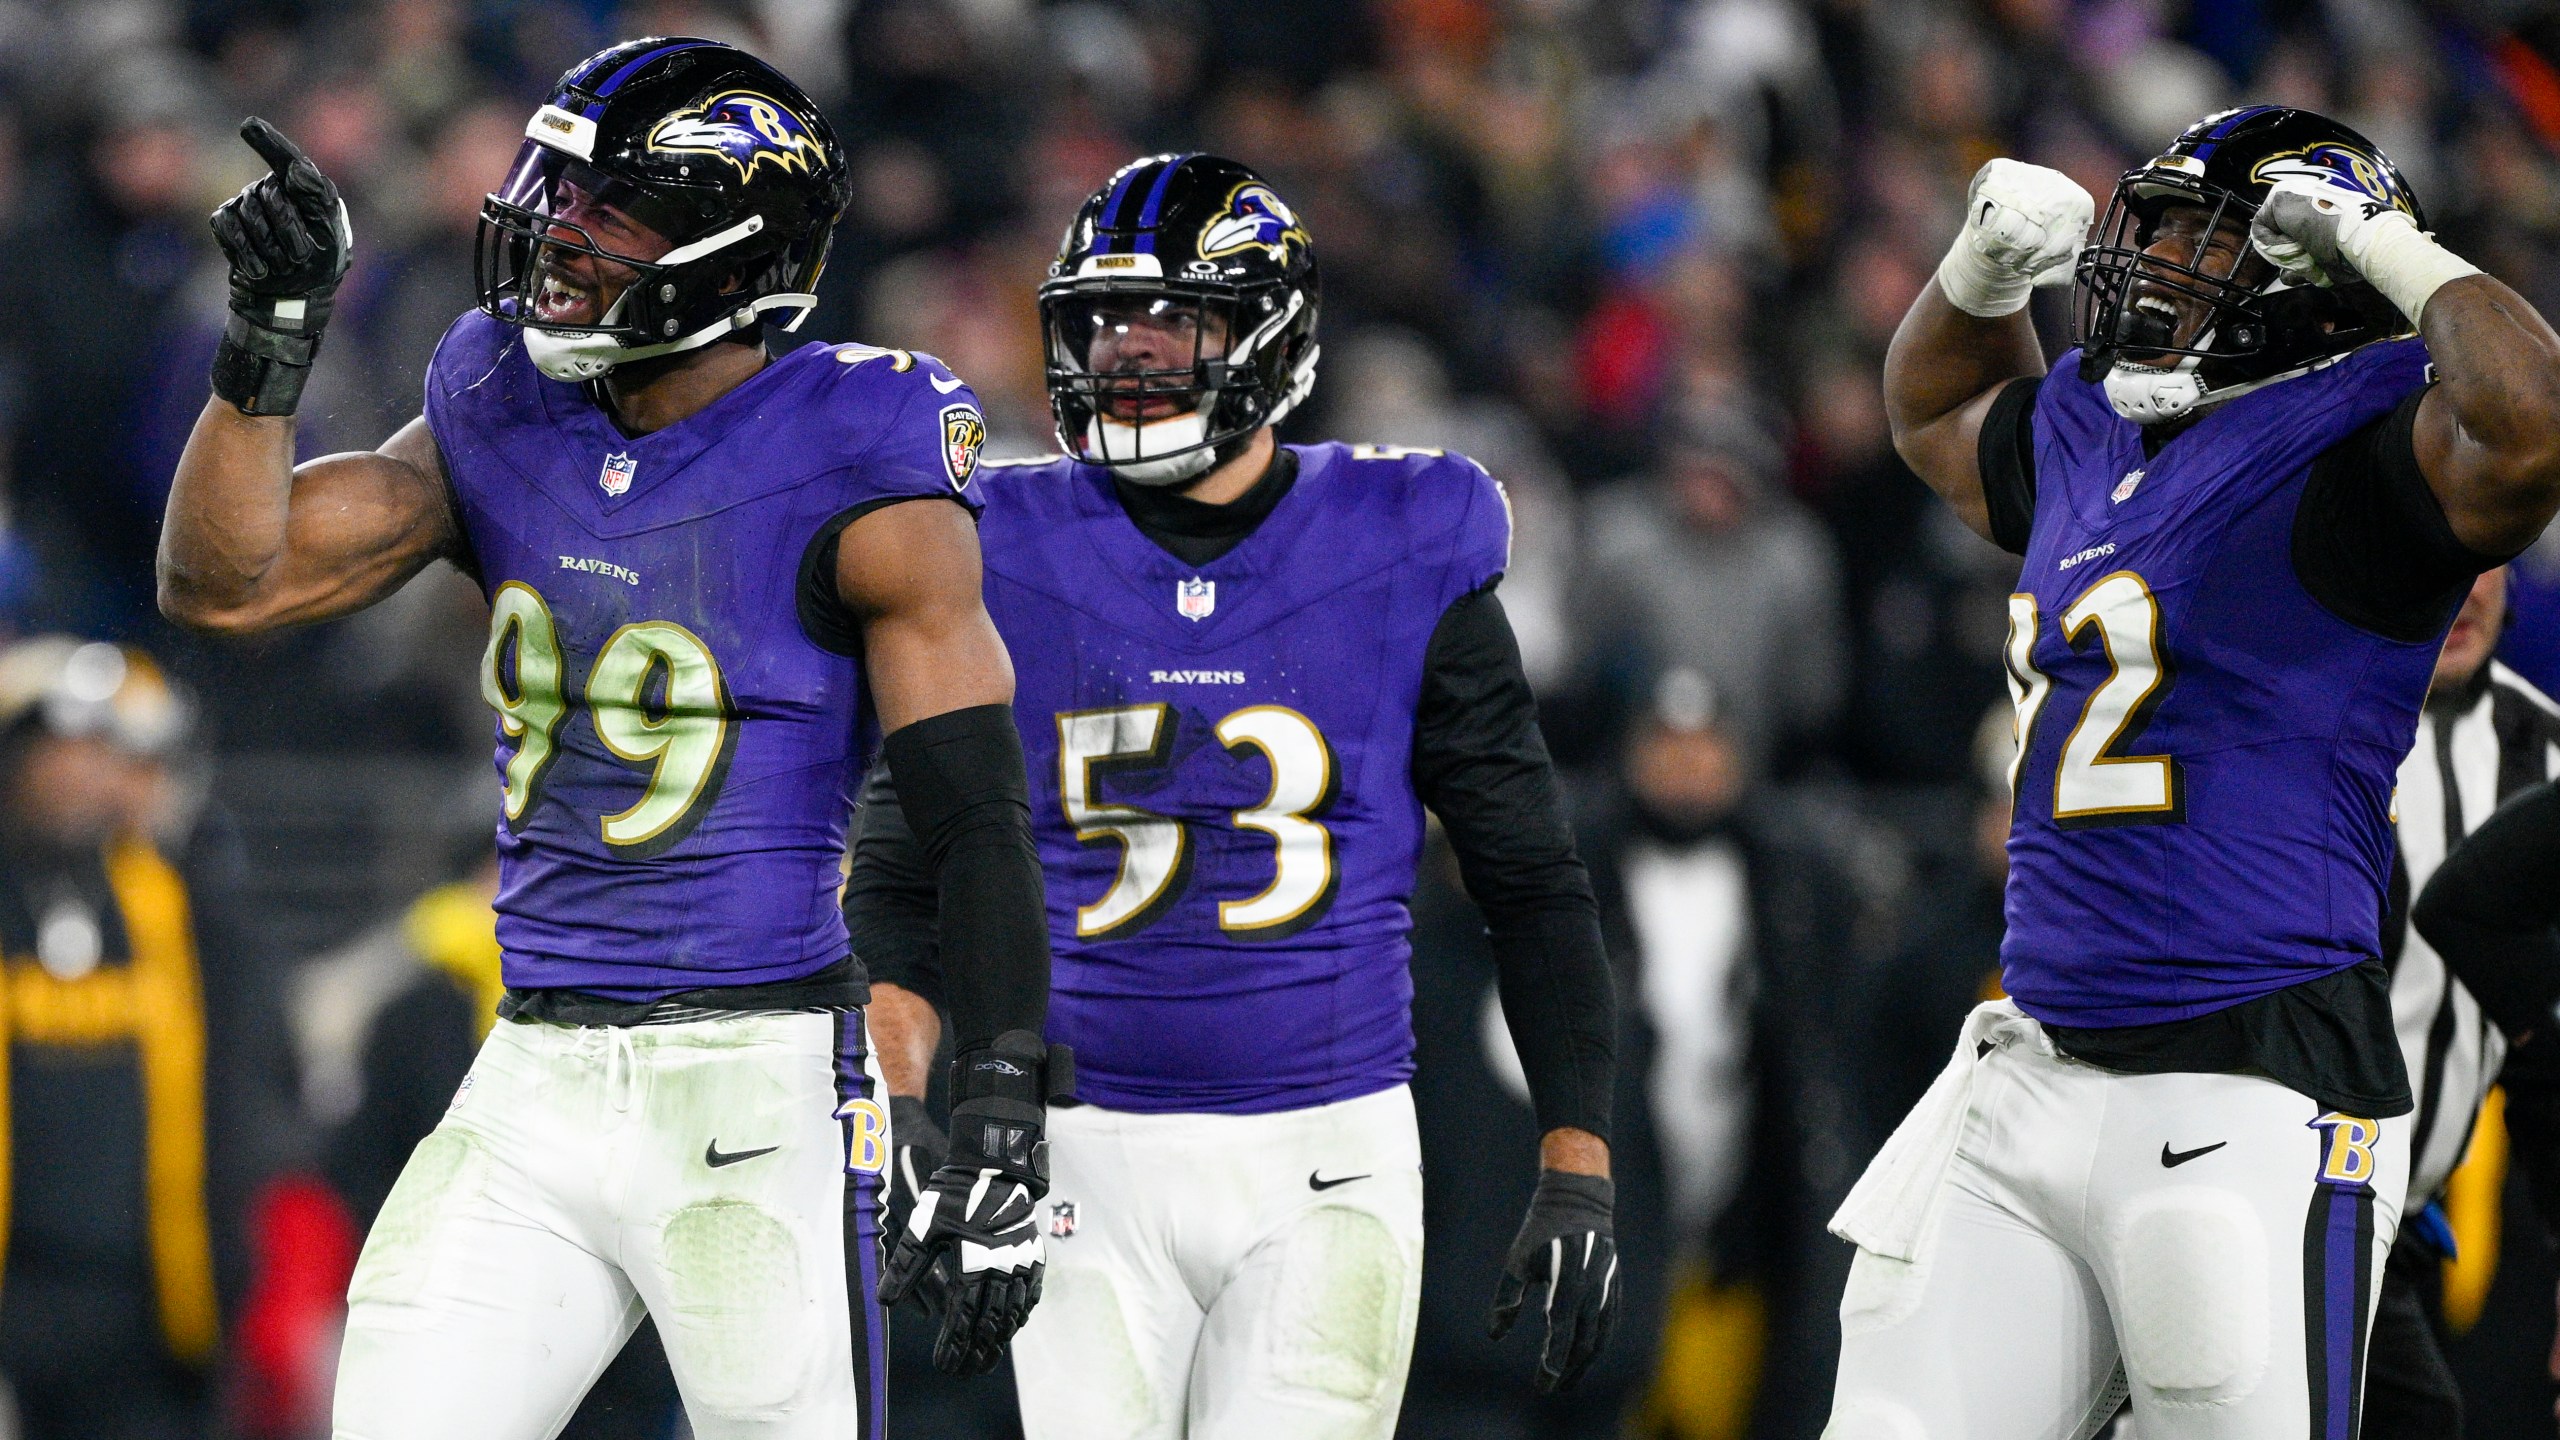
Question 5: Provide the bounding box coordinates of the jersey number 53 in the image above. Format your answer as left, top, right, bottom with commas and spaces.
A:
1057, 703, 1338, 942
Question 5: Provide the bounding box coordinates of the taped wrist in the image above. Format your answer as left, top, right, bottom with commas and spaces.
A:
881, 705, 1050, 1051
2341, 216, 2481, 326
210, 301, 334, 417
1936, 240, 2035, 319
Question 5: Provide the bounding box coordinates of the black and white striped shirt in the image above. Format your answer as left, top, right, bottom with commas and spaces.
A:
2391, 660, 2560, 1203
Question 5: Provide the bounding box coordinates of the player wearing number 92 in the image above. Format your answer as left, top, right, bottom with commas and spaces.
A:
1836, 106, 2560, 1439
156, 37, 1063, 1440
843, 153, 1623, 1435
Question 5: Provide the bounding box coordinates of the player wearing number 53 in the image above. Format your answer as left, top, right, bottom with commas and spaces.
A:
156, 37, 1059, 1439
1836, 107, 2560, 1438
845, 154, 1621, 1437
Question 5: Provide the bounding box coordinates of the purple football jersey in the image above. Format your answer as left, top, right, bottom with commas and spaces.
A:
427, 313, 987, 996
976, 443, 1511, 1113
2002, 339, 2439, 1026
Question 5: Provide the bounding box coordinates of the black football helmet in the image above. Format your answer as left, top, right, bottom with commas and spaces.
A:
1038, 154, 1321, 484
2073, 105, 2420, 415
476, 37, 849, 380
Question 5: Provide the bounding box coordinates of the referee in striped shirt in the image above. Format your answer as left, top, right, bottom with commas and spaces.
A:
2369, 563, 2560, 1436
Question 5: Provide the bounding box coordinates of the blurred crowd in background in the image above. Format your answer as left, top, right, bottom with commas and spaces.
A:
0, 0, 2556, 1436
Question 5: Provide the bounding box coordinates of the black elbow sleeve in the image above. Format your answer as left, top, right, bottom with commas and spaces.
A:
880, 704, 1052, 1053
1489, 909, 1619, 1143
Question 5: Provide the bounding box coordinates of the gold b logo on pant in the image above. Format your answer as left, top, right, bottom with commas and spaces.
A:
2309, 1113, 2382, 1187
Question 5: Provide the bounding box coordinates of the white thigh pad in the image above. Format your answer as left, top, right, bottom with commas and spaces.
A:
349, 1129, 495, 1308
1269, 1207, 1412, 1402
654, 1200, 813, 1417
1020, 1265, 1163, 1439
2110, 1187, 2269, 1402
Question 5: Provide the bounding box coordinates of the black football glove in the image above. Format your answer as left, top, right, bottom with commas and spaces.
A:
207, 117, 353, 416
1488, 1170, 1619, 1393
880, 1094, 953, 1317
878, 1031, 1071, 1376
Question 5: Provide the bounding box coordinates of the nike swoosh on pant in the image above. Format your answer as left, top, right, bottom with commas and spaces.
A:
1309, 1171, 1370, 1191
2160, 1141, 2228, 1168
705, 1141, 781, 1168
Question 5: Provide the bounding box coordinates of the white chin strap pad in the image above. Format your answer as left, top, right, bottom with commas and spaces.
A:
520, 292, 818, 382
2102, 357, 2209, 424
1085, 410, 1219, 487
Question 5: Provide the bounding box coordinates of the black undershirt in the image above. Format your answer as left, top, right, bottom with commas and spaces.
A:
1975, 378, 2502, 1117
847, 448, 1619, 1139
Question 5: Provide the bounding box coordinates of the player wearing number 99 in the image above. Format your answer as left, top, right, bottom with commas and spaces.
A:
845, 153, 1622, 1436
158, 37, 1060, 1440
1837, 106, 2560, 1438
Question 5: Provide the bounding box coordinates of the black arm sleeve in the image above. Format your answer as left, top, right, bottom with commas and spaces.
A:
875, 704, 1050, 1052
844, 764, 947, 1008
1410, 586, 1618, 1142
2413, 779, 2560, 1040
1976, 376, 2040, 556
2293, 387, 2502, 642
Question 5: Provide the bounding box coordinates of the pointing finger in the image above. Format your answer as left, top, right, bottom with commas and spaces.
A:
238, 117, 313, 179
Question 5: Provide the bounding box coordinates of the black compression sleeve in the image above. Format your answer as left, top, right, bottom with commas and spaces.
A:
2413, 779, 2560, 1040
1411, 587, 1617, 1142
1976, 376, 2040, 555
2294, 387, 2501, 642
844, 764, 948, 1008
877, 705, 1050, 1052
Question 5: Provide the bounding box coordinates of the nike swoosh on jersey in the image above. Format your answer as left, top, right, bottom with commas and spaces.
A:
2160, 1141, 2228, 1168
1309, 1170, 1370, 1191
705, 1140, 781, 1168
930, 372, 966, 393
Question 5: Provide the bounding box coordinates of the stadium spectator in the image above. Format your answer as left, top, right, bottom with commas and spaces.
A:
1573, 416, 1847, 778
0, 637, 306, 1439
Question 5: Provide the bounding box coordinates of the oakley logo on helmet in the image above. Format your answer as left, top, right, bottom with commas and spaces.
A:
1198, 182, 1310, 265
2249, 144, 2415, 219
647, 90, 828, 183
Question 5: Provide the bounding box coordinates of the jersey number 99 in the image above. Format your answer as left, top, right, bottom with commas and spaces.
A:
480, 582, 739, 857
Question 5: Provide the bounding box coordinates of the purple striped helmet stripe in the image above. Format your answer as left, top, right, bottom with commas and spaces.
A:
1097, 160, 1161, 252
576, 39, 721, 116
1130, 155, 1189, 254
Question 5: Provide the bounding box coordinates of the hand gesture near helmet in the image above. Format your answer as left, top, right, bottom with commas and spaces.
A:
208, 118, 355, 418
1936, 159, 2094, 319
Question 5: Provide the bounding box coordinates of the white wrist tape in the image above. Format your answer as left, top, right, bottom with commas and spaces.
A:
2343, 216, 2481, 326
1937, 242, 2034, 318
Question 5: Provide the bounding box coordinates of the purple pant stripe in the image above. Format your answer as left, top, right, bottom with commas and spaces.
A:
834, 1009, 888, 1440
2323, 1190, 2359, 1440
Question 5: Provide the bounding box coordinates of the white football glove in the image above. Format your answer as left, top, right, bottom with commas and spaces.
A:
2250, 174, 2478, 323
1937, 159, 2094, 318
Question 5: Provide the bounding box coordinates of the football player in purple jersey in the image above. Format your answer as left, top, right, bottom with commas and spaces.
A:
844, 154, 1622, 1435
1836, 107, 2560, 1437
157, 38, 1059, 1440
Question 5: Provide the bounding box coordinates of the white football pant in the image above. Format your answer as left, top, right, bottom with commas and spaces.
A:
1826, 1011, 2407, 1440
331, 1009, 892, 1440
1011, 1084, 1425, 1440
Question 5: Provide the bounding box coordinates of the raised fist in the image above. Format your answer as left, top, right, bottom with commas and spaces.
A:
1938, 159, 2094, 318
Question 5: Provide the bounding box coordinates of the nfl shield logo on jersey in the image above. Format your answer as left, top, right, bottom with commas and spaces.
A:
1048, 1200, 1077, 1239
2112, 468, 2144, 504
599, 451, 638, 497
1176, 577, 1215, 620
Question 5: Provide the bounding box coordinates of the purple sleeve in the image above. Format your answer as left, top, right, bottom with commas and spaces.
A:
842, 354, 991, 519
1441, 453, 1515, 602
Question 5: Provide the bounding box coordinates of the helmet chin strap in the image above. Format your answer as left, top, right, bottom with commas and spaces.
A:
1088, 410, 1220, 486
2101, 335, 2343, 426
522, 290, 816, 382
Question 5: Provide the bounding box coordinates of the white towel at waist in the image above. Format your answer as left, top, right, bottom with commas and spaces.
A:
1829, 998, 2049, 1261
